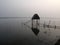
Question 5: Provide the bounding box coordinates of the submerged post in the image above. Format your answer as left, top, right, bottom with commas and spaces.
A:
31, 14, 40, 36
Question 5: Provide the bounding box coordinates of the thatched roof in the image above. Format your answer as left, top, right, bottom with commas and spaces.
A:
32, 14, 40, 20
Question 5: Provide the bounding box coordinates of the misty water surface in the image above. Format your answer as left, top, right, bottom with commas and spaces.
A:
0, 17, 60, 45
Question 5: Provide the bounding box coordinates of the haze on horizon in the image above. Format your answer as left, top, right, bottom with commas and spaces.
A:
0, 0, 60, 18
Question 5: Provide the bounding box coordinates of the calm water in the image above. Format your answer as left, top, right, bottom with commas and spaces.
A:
0, 17, 60, 45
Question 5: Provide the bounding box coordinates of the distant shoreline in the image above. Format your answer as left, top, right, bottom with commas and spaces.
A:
0, 17, 31, 19
0, 17, 60, 19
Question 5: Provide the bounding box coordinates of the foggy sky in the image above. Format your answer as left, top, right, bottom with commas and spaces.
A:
0, 0, 60, 17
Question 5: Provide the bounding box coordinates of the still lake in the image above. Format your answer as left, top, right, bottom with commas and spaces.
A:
0, 17, 60, 45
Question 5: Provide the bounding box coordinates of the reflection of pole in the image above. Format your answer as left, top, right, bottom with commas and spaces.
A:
36, 20, 40, 41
